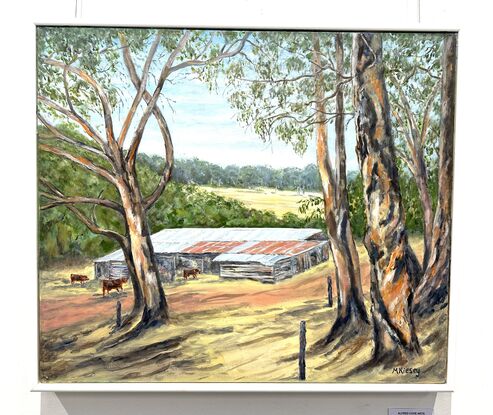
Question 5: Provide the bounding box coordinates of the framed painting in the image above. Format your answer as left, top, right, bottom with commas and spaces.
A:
35, 25, 457, 391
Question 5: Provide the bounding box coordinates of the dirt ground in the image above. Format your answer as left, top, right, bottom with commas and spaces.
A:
38, 236, 449, 384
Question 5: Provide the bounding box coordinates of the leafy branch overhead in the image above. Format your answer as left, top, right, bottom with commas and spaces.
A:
221, 32, 354, 155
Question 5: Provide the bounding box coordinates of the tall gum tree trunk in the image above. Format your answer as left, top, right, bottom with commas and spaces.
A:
312, 33, 369, 346
121, 245, 143, 313
352, 33, 421, 363
414, 34, 457, 316
414, 148, 434, 270
117, 169, 168, 327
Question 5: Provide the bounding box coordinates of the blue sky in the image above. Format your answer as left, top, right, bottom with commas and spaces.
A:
127, 76, 360, 171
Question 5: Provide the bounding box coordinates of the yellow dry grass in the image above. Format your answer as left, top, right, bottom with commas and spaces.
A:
39, 236, 447, 384
202, 186, 321, 217
39, 261, 97, 299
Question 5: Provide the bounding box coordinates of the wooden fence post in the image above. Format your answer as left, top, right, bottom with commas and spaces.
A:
299, 320, 306, 381
327, 276, 333, 308
116, 300, 122, 328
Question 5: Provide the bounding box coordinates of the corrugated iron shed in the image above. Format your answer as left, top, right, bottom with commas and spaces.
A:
94, 250, 125, 262
239, 240, 321, 255
182, 241, 245, 254
212, 253, 289, 266
95, 228, 325, 262
212, 240, 327, 265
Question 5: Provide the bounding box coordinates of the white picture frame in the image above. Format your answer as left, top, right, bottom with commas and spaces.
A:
32, 4, 460, 393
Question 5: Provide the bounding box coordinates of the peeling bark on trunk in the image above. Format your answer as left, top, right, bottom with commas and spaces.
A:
352, 33, 421, 363
121, 244, 143, 314
414, 34, 456, 316
312, 33, 369, 346
117, 168, 168, 328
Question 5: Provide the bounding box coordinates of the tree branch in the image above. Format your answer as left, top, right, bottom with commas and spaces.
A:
417, 65, 441, 80
39, 179, 126, 245
39, 143, 117, 185
37, 113, 108, 159
304, 78, 352, 106
241, 72, 314, 83
121, 36, 175, 210
395, 148, 416, 176
37, 95, 107, 151
169, 32, 251, 74
392, 109, 415, 151
125, 30, 191, 166
387, 70, 420, 143
117, 32, 161, 146
420, 79, 441, 145
44, 58, 116, 145
39, 191, 124, 214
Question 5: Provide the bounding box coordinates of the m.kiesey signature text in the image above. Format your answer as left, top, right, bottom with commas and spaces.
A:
392, 367, 421, 378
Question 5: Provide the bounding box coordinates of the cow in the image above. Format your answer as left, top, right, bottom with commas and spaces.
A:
70, 274, 89, 285
183, 268, 200, 280
102, 277, 129, 296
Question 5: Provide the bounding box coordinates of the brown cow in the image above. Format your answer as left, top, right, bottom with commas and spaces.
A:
183, 268, 200, 280
70, 274, 89, 285
102, 277, 129, 296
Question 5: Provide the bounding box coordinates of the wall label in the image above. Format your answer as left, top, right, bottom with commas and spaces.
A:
389, 409, 432, 415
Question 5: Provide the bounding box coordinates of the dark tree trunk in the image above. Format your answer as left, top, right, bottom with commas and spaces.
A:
312, 33, 369, 346
414, 34, 457, 316
352, 33, 421, 363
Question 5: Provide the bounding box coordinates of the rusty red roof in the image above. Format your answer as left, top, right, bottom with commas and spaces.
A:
182, 241, 246, 254
238, 240, 322, 255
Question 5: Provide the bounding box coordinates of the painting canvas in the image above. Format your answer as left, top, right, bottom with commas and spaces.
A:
37, 27, 456, 385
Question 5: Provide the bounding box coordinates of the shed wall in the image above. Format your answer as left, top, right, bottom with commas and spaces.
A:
156, 254, 176, 282
94, 236, 330, 283
220, 263, 275, 282
272, 243, 330, 281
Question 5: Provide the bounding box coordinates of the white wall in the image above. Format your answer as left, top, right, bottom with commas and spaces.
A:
42, 392, 451, 415
1, 1, 492, 414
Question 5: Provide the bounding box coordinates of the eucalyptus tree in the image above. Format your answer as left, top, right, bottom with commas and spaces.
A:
37, 27, 249, 340
222, 31, 369, 345
353, 33, 421, 362
384, 33, 442, 270
385, 33, 456, 315
414, 34, 457, 316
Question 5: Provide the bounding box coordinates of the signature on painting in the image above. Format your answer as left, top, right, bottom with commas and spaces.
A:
392, 367, 421, 378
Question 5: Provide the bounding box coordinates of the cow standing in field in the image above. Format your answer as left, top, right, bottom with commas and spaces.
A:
102, 277, 129, 296
70, 274, 89, 285
183, 268, 200, 280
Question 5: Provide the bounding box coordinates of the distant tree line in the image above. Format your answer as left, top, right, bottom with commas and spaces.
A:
138, 154, 323, 191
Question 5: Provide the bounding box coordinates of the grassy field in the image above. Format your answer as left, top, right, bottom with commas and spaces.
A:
38, 236, 448, 384
202, 186, 321, 217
